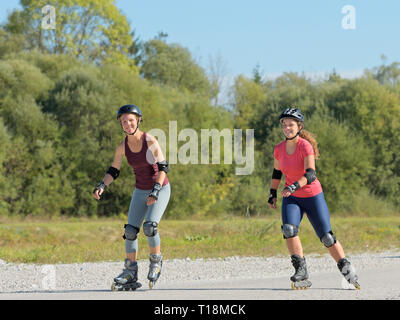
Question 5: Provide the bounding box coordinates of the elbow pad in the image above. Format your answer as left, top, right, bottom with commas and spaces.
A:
304, 168, 316, 184
272, 168, 282, 180
106, 166, 120, 180
157, 160, 170, 174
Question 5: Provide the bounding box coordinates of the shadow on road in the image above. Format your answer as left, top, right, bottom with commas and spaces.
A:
0, 289, 110, 295
0, 286, 350, 295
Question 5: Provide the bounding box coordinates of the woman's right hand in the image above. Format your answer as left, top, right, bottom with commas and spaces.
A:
268, 197, 277, 209
268, 189, 278, 209
93, 188, 104, 200
93, 182, 106, 200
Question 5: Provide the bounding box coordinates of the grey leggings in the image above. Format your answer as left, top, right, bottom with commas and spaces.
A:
125, 183, 171, 253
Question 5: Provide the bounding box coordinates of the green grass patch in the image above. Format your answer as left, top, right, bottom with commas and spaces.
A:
0, 216, 399, 264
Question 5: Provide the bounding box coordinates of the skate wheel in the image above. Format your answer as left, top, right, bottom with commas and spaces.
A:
111, 283, 124, 292
149, 281, 154, 290
291, 280, 311, 290
291, 282, 306, 290
291, 285, 309, 290
291, 283, 308, 290
354, 283, 360, 290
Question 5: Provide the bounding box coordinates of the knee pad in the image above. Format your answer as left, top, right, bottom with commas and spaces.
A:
281, 224, 298, 239
143, 221, 158, 237
123, 224, 140, 241
320, 231, 337, 247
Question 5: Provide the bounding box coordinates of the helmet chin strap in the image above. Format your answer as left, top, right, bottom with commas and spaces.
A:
286, 131, 300, 140
286, 126, 303, 141
127, 124, 139, 136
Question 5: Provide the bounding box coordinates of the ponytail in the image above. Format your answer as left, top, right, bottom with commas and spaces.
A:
299, 129, 320, 160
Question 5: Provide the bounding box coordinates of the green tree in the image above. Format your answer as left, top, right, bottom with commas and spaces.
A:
306, 114, 373, 212
367, 55, 400, 86
41, 66, 116, 216
0, 58, 52, 100
139, 39, 211, 95
3, 0, 138, 73
0, 28, 28, 58
232, 75, 267, 130
0, 118, 13, 216
0, 58, 75, 216
252, 63, 264, 85
326, 77, 400, 204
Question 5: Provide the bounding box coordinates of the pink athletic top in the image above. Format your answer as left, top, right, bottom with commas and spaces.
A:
125, 132, 169, 190
273, 137, 322, 198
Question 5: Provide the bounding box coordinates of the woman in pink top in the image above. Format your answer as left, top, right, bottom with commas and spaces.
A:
268, 108, 360, 290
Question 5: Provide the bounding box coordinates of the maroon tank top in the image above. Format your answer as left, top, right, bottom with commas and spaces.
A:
125, 132, 169, 190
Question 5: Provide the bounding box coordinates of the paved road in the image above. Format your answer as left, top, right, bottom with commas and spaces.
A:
1, 265, 399, 300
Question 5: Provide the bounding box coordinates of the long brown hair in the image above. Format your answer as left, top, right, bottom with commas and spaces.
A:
299, 126, 320, 160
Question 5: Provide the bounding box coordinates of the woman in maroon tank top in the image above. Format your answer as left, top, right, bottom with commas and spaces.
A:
93, 104, 170, 290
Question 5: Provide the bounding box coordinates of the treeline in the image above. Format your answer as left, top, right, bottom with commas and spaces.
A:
1, 1, 399, 218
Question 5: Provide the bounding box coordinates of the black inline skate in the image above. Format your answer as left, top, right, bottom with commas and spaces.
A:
111, 259, 142, 291
148, 253, 162, 289
290, 254, 312, 290
337, 257, 360, 290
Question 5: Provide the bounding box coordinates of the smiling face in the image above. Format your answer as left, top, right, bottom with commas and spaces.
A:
281, 118, 302, 140
120, 113, 140, 135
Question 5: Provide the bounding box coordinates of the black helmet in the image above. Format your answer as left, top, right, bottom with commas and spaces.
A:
279, 107, 304, 123
117, 104, 143, 122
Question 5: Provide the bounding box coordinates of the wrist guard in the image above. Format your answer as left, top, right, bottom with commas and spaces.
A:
268, 189, 277, 204
93, 181, 106, 194
285, 181, 300, 194
148, 182, 162, 200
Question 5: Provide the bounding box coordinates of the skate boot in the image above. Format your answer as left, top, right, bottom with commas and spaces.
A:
111, 259, 142, 291
147, 253, 162, 289
290, 254, 312, 290
337, 258, 360, 290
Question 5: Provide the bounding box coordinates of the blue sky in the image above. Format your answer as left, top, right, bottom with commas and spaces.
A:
1, 0, 399, 80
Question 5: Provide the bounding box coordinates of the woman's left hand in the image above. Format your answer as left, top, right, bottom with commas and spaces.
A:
147, 196, 157, 206
281, 188, 292, 198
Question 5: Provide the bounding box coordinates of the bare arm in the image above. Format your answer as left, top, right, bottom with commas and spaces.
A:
268, 158, 282, 209
270, 158, 281, 190
93, 141, 125, 200
146, 134, 167, 186
104, 141, 125, 185
146, 134, 168, 205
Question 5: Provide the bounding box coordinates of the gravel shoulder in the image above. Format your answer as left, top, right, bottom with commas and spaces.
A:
1, 250, 400, 300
